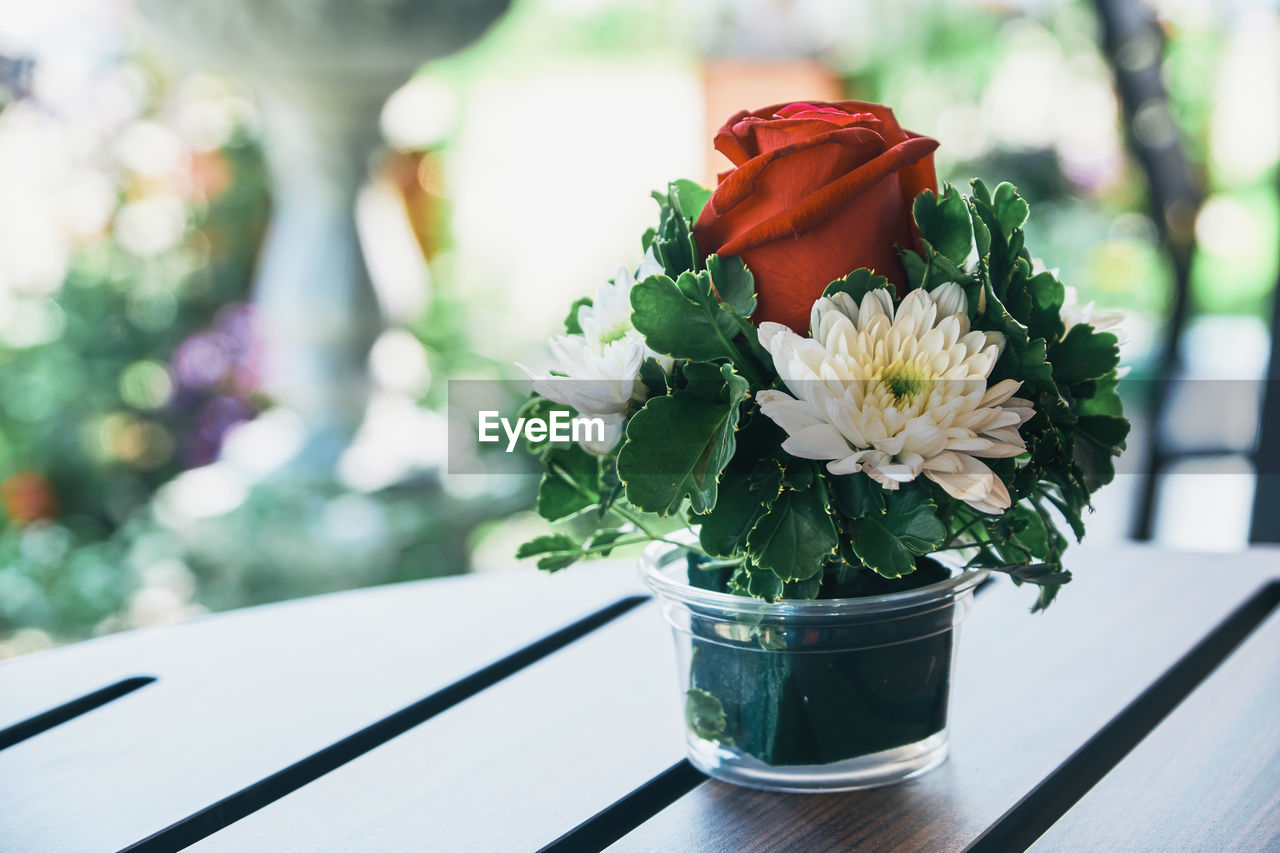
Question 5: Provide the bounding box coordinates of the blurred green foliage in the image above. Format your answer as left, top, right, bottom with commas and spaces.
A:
0, 114, 269, 646
0, 139, 268, 522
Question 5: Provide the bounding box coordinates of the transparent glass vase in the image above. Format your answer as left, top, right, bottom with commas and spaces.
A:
640, 532, 987, 793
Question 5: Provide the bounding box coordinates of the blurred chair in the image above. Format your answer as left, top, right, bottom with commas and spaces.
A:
1251, 181, 1280, 542
1097, 0, 1277, 544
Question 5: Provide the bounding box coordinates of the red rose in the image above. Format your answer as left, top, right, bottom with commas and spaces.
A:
693, 101, 939, 333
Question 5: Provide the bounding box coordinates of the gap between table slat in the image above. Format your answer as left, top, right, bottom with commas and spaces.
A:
0, 677, 156, 751
538, 761, 705, 853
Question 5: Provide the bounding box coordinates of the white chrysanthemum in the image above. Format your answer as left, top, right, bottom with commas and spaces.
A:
756, 284, 1033, 514
520, 250, 670, 454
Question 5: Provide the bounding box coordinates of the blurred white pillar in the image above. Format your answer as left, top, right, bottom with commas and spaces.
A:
251, 87, 386, 464
136, 0, 509, 468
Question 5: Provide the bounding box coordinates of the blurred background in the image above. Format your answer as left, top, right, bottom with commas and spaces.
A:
0, 0, 1275, 657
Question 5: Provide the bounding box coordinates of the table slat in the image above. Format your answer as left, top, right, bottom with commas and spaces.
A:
1031, 607, 1280, 852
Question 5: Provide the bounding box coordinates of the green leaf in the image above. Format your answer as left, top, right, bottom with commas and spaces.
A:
849, 516, 914, 578
631, 271, 739, 361
694, 469, 764, 557
516, 533, 581, 572
563, 296, 592, 335
747, 458, 784, 504
979, 278, 1031, 351
686, 687, 731, 743
537, 444, 600, 521
968, 181, 1022, 291
849, 488, 945, 578
968, 553, 1073, 612
743, 563, 784, 601
687, 554, 734, 593
970, 178, 992, 206
783, 460, 820, 492
991, 336, 1056, 397
992, 182, 1030, 237
747, 487, 838, 582
1010, 562, 1072, 610
822, 268, 892, 305
884, 489, 947, 553
1009, 504, 1050, 559
706, 253, 756, 316
534, 554, 575, 572
913, 184, 974, 264
1050, 325, 1120, 384
649, 181, 705, 276
1074, 414, 1130, 491
828, 472, 887, 518
516, 533, 578, 558
669, 179, 713, 221
618, 364, 749, 515
1025, 271, 1067, 342
641, 226, 656, 252
1076, 414, 1130, 448
681, 360, 733, 399
969, 200, 992, 258
784, 576, 823, 599
1043, 488, 1087, 542
1076, 371, 1125, 418
638, 356, 668, 397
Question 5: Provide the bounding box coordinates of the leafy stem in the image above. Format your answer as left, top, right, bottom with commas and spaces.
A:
548, 460, 596, 502
605, 500, 664, 539
939, 513, 986, 550
606, 500, 709, 555
578, 536, 650, 556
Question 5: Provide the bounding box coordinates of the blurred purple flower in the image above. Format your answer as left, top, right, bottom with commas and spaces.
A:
173, 333, 230, 388
212, 302, 263, 393
198, 396, 252, 442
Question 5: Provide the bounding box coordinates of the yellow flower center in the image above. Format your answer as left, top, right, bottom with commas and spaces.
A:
879, 362, 931, 402
599, 324, 630, 345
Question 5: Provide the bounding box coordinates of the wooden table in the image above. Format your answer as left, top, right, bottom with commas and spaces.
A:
2, 545, 1278, 852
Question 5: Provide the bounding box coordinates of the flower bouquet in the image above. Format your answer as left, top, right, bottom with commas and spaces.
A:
516, 101, 1128, 791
